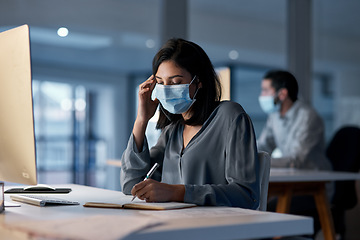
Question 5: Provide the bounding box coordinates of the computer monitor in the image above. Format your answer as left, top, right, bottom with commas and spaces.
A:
0, 25, 37, 187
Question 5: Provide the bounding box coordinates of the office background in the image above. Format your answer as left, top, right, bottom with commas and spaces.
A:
1, 0, 359, 237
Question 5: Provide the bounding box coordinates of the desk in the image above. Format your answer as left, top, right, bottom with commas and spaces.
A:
269, 169, 360, 240
1, 184, 313, 240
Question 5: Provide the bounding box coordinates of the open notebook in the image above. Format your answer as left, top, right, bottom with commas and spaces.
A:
83, 200, 196, 210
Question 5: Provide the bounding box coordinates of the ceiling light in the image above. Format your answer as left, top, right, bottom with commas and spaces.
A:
146, 39, 155, 48
57, 27, 69, 37
30, 27, 112, 49
228, 50, 239, 60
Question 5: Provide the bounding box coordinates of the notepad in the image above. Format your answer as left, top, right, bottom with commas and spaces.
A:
83, 201, 196, 210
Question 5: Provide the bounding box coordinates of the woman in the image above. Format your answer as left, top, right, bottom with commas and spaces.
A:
121, 38, 260, 209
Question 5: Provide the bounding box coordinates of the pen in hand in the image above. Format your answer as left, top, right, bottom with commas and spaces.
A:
131, 163, 160, 202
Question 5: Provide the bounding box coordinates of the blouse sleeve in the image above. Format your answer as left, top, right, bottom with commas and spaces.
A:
257, 115, 276, 154
120, 129, 169, 194
184, 113, 260, 209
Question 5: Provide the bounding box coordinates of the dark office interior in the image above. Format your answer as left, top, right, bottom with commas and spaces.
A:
1, 1, 359, 239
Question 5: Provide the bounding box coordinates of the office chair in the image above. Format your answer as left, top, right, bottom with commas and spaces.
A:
258, 151, 271, 211
326, 126, 360, 239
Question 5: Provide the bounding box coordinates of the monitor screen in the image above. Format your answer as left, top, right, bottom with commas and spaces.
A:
0, 25, 37, 185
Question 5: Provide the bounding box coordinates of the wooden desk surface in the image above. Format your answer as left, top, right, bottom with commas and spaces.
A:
1, 184, 313, 240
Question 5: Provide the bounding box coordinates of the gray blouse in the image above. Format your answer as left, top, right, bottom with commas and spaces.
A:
121, 101, 260, 209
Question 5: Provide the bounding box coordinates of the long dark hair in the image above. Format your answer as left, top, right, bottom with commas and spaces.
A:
153, 38, 221, 129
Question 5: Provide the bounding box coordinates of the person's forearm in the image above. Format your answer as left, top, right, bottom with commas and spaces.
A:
132, 119, 148, 152
172, 185, 185, 202
271, 156, 293, 168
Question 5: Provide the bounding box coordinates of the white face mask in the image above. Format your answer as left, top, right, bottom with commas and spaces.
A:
153, 76, 198, 114
258, 95, 280, 114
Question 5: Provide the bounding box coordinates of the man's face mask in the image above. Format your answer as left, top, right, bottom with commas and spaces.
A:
258, 94, 280, 114
153, 75, 199, 114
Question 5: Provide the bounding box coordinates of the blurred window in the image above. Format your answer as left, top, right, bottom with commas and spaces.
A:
33, 80, 108, 187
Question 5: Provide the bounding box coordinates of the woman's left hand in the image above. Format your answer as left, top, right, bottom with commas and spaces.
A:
131, 179, 185, 202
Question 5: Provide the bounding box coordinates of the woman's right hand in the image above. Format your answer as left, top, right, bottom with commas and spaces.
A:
136, 75, 158, 123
